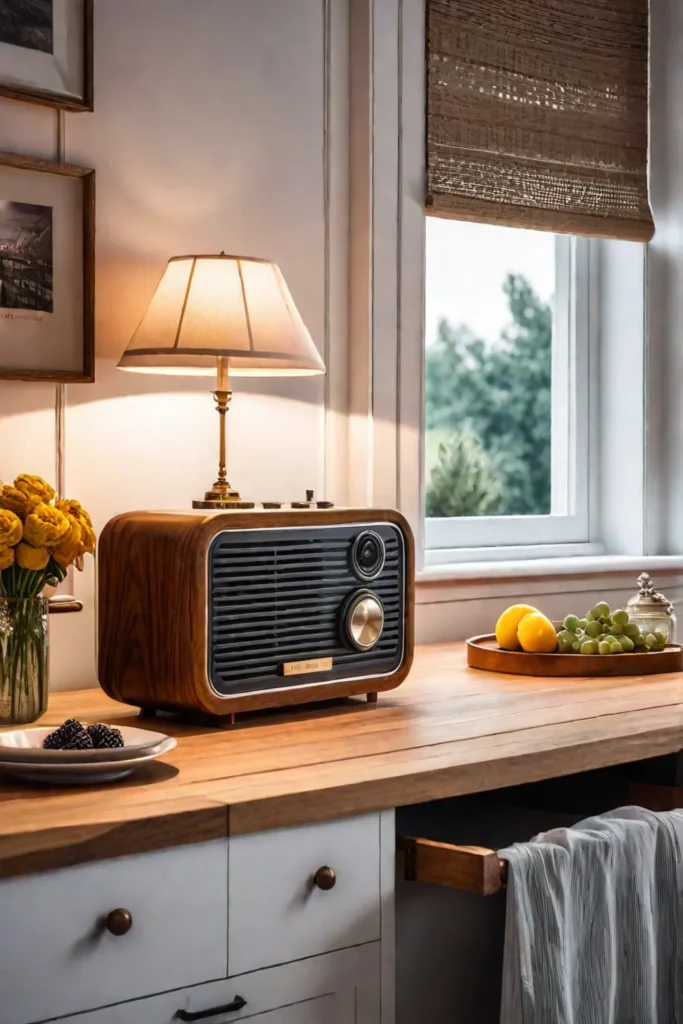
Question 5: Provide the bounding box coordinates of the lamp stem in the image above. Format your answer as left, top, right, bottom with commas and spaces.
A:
216, 356, 229, 488
192, 356, 251, 507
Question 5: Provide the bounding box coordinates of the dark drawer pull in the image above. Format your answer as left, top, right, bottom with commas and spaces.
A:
105, 908, 133, 936
313, 865, 337, 891
176, 996, 247, 1021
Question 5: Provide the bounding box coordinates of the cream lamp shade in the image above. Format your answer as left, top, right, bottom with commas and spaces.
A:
117, 253, 325, 509
117, 254, 325, 377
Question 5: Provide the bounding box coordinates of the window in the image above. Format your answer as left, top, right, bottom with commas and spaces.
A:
423, 221, 593, 565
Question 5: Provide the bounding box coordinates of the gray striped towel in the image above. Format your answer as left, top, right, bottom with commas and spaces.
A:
498, 806, 683, 1024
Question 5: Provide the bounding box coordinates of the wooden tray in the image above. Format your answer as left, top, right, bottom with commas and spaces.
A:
467, 634, 683, 677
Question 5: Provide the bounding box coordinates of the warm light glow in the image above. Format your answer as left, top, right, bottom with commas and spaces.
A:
117, 254, 325, 378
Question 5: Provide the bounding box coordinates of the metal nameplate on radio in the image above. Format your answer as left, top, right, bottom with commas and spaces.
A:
282, 657, 333, 677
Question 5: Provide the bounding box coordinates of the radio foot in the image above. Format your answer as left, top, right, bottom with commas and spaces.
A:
366, 692, 378, 704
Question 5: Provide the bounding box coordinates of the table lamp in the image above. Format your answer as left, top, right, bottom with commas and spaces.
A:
117, 253, 325, 508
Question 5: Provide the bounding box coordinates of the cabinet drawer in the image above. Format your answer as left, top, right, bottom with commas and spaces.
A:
53, 944, 380, 1023
0, 840, 228, 1024
229, 813, 381, 974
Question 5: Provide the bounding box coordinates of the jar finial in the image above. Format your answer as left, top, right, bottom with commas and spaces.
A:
637, 572, 655, 596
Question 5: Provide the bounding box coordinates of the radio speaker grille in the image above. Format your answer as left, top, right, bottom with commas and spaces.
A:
208, 524, 405, 695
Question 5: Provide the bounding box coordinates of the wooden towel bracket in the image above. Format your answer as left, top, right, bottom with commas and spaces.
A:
399, 837, 508, 896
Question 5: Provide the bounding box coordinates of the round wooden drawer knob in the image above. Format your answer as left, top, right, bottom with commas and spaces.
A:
314, 865, 337, 891
105, 908, 133, 936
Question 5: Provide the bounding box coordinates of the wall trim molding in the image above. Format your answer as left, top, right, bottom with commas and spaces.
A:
323, 0, 350, 504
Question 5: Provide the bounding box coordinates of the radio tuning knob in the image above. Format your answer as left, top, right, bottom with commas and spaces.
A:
344, 591, 384, 651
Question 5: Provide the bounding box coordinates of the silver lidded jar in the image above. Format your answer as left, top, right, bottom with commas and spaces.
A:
626, 573, 676, 643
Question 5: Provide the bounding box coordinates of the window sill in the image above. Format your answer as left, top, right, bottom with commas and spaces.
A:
416, 555, 683, 606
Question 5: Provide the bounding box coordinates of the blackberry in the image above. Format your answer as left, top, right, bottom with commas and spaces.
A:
62, 732, 94, 750
87, 723, 124, 749
43, 719, 89, 750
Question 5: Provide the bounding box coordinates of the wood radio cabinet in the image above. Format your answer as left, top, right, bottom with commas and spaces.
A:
98, 507, 414, 717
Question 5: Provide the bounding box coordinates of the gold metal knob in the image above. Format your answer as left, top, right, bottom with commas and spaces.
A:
314, 865, 337, 890
345, 591, 384, 651
105, 908, 133, 936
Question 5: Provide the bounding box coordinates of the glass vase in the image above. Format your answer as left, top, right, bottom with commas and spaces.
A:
0, 597, 49, 725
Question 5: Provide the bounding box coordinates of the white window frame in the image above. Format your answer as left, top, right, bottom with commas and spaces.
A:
424, 233, 596, 565
347, 0, 659, 574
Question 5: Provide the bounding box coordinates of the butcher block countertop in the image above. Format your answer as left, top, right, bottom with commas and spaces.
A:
1, 642, 683, 879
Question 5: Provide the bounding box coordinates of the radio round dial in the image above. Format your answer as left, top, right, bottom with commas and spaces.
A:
344, 591, 384, 651
351, 531, 386, 580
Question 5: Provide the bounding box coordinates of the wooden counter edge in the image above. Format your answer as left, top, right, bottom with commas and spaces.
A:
227, 717, 683, 835
0, 803, 228, 879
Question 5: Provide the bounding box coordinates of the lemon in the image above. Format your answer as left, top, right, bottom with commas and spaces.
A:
495, 604, 540, 651
517, 612, 558, 654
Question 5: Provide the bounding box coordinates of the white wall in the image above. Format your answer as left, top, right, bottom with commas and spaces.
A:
0, 0, 345, 689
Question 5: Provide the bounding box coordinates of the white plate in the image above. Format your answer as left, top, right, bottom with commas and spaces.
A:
0, 737, 177, 785
0, 725, 173, 764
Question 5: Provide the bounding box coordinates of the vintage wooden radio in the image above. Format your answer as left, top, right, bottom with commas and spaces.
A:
98, 507, 414, 717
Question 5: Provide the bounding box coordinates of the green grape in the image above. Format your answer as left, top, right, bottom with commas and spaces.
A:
585, 620, 602, 639
580, 640, 599, 655
645, 633, 658, 649
619, 635, 635, 653
571, 639, 582, 652
578, 618, 588, 630
563, 615, 581, 633
600, 616, 612, 626
653, 630, 667, 646
591, 602, 611, 620
598, 641, 612, 655
558, 639, 574, 654
610, 642, 623, 654
624, 623, 641, 639
557, 629, 575, 644
585, 610, 595, 622
635, 643, 648, 653
609, 623, 624, 636
612, 609, 629, 626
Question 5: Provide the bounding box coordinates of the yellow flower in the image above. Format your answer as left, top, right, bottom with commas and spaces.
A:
55, 499, 96, 557
0, 509, 22, 548
14, 474, 55, 504
80, 521, 96, 555
0, 546, 14, 571
53, 518, 83, 569
23, 503, 70, 548
15, 543, 50, 571
0, 485, 40, 518
55, 498, 93, 529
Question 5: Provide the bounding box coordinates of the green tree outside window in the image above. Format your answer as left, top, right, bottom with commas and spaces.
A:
425, 274, 552, 518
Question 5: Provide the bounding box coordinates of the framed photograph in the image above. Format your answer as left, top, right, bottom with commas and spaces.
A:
0, 1, 93, 112
0, 152, 94, 382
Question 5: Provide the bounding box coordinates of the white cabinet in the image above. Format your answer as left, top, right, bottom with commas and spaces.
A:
0, 840, 228, 1024
245, 997, 345, 1023
53, 944, 381, 1024
229, 813, 382, 974
0, 811, 394, 1024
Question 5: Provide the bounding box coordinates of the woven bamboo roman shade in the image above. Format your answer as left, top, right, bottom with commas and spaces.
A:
427, 0, 654, 241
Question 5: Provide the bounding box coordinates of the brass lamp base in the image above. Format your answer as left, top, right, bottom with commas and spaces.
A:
193, 499, 256, 509
193, 357, 256, 510
193, 488, 256, 510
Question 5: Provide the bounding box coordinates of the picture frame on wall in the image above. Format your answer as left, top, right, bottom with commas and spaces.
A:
0, 152, 95, 382
0, 0, 93, 112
